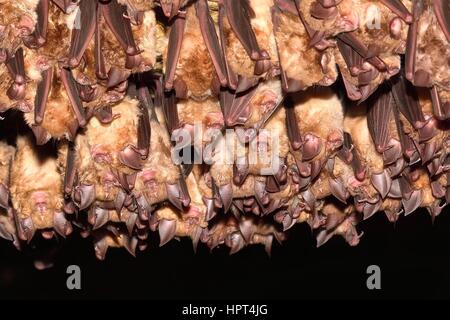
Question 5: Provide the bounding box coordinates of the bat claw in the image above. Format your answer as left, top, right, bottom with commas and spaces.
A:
159, 219, 177, 246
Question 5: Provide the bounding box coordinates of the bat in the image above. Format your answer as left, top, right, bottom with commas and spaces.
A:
10, 135, 72, 242
272, 0, 338, 92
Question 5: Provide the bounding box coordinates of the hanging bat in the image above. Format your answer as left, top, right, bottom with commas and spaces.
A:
10, 135, 72, 243
200, 214, 245, 254
285, 86, 344, 192
218, 0, 279, 90
391, 75, 445, 168
315, 200, 363, 247
220, 79, 283, 140
17, 4, 91, 143
152, 171, 208, 250
218, 0, 283, 132
0, 0, 40, 54
271, 0, 338, 92
172, 97, 224, 153
342, 102, 390, 219
297, 0, 412, 39
92, 222, 141, 260
405, 0, 450, 119
163, 1, 228, 100
0, 141, 18, 244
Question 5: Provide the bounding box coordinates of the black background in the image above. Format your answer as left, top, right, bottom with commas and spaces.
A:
1, 207, 450, 300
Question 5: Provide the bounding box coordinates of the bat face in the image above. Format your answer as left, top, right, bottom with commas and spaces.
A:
85, 97, 141, 175
176, 98, 224, 147
0, 0, 39, 54
10, 135, 71, 242
221, 79, 283, 137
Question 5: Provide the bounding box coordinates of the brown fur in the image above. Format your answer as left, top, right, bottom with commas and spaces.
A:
0, 141, 15, 187
416, 8, 450, 90
10, 135, 63, 229
222, 0, 278, 78
0, 0, 39, 53
134, 114, 181, 205
291, 86, 344, 162
86, 97, 140, 175
165, 5, 216, 98
273, 9, 338, 87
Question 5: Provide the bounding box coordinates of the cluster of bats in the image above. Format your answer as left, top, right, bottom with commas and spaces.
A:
0, 0, 449, 268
